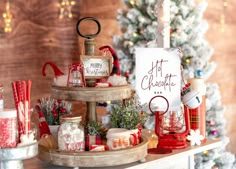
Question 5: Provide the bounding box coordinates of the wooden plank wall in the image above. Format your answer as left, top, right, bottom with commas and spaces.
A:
0, 0, 122, 109
0, 0, 80, 108
77, 0, 123, 55
0, 0, 236, 154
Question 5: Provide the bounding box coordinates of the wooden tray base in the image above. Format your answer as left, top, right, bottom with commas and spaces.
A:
38, 137, 148, 168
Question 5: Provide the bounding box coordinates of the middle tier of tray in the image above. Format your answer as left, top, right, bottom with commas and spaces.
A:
51, 85, 132, 102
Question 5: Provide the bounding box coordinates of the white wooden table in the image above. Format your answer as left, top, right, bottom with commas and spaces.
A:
24, 139, 222, 169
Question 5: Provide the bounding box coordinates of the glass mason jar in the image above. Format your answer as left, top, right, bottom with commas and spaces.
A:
58, 115, 84, 151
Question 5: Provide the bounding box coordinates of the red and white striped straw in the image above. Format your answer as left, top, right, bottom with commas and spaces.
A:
11, 82, 19, 108
26, 80, 32, 134
11, 80, 32, 136
12, 81, 24, 135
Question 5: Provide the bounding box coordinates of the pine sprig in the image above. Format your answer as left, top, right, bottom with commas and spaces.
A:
87, 121, 107, 136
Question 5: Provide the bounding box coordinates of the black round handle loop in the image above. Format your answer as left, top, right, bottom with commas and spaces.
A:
148, 95, 169, 116
76, 17, 101, 39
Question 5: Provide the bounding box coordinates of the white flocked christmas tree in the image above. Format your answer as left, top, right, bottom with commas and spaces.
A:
113, 0, 235, 168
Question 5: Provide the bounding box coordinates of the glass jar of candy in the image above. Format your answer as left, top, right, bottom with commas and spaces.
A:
0, 109, 18, 148
58, 115, 84, 151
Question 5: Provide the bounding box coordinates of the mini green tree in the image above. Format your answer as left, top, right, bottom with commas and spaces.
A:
109, 93, 148, 130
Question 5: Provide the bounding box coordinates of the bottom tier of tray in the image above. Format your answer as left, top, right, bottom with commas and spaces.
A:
38, 136, 148, 168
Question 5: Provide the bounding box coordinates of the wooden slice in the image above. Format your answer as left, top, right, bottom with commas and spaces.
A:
38, 137, 148, 167
51, 85, 132, 102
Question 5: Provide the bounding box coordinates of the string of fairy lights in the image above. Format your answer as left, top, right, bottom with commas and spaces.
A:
220, 0, 227, 33
58, 0, 76, 19
1, 0, 228, 34
2, 0, 12, 33
2, 0, 76, 33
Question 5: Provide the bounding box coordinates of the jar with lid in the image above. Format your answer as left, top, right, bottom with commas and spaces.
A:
58, 115, 84, 151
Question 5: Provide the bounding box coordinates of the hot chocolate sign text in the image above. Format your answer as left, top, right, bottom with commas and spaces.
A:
141, 59, 177, 92
135, 48, 181, 111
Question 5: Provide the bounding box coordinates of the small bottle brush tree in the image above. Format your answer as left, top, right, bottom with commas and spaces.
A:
109, 93, 148, 130
86, 121, 107, 137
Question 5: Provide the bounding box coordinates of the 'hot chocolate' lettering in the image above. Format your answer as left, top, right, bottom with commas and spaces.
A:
141, 59, 177, 91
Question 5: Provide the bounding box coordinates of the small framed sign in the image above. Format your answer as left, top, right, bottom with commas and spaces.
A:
80, 55, 112, 79
135, 48, 181, 112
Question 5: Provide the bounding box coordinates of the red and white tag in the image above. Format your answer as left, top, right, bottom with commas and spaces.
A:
90, 145, 108, 151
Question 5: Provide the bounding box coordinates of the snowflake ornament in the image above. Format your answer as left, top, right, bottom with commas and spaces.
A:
187, 129, 204, 146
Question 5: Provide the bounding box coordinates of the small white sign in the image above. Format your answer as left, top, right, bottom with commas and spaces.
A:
80, 55, 112, 79
135, 48, 181, 112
